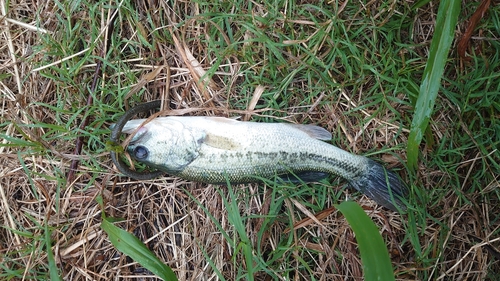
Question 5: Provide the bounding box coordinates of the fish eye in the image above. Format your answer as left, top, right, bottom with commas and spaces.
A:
133, 145, 149, 160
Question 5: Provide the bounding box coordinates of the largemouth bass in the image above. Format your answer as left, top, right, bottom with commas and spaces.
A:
111, 103, 407, 211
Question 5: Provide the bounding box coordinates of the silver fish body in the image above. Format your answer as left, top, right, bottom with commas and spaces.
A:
120, 116, 406, 211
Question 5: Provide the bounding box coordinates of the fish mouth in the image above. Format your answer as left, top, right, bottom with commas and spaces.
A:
109, 100, 164, 180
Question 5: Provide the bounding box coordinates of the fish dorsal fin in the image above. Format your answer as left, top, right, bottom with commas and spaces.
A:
286, 124, 332, 140
203, 133, 241, 150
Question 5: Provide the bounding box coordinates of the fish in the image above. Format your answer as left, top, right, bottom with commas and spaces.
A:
115, 115, 407, 211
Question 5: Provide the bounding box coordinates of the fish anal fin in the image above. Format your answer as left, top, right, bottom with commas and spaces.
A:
279, 171, 329, 183
286, 124, 332, 140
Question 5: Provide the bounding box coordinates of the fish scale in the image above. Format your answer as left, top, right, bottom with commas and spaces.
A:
179, 150, 364, 184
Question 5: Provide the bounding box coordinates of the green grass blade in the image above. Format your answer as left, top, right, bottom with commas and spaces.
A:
44, 224, 62, 281
411, 0, 432, 10
336, 201, 395, 281
219, 183, 255, 280
101, 217, 178, 281
407, 0, 461, 169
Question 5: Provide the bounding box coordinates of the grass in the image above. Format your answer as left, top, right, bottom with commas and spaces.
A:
1, 0, 499, 280
407, 0, 460, 170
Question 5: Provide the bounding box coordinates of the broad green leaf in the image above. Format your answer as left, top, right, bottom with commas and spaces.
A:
336, 201, 395, 281
407, 0, 461, 170
101, 217, 178, 281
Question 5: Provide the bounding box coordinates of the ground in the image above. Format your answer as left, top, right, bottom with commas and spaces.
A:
0, 0, 499, 280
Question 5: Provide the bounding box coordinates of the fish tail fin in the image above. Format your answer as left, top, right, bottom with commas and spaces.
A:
348, 159, 408, 212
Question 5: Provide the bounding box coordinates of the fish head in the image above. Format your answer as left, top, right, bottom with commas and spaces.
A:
122, 118, 205, 173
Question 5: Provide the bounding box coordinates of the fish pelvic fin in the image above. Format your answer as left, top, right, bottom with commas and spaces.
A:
348, 159, 408, 212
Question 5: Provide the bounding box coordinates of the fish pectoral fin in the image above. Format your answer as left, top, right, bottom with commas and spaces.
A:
285, 124, 332, 140
203, 133, 242, 150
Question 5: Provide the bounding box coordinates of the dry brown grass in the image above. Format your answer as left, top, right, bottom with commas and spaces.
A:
1, 0, 499, 280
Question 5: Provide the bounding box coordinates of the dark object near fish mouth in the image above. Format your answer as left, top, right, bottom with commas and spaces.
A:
110, 100, 164, 180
